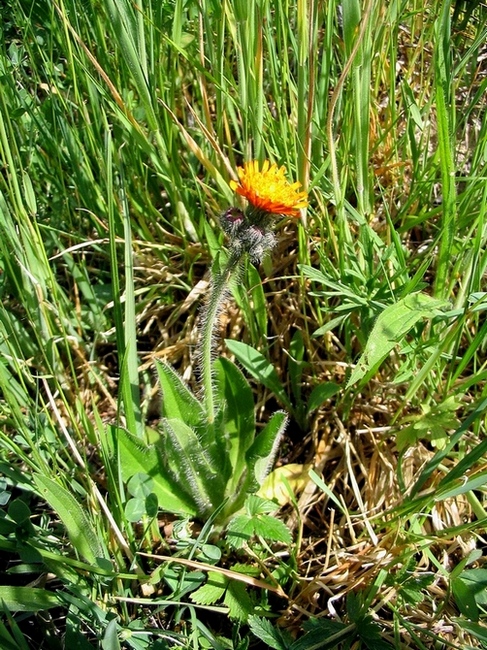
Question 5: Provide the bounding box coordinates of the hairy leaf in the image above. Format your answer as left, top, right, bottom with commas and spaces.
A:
114, 427, 197, 516
156, 360, 205, 428
161, 418, 225, 516
245, 411, 288, 493
214, 357, 255, 483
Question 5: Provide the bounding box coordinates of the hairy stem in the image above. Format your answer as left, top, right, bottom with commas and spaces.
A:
199, 247, 243, 423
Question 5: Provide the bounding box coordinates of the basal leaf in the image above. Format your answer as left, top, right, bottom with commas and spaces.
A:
161, 418, 225, 517
156, 360, 205, 428
214, 357, 255, 482
114, 426, 197, 516
245, 411, 288, 493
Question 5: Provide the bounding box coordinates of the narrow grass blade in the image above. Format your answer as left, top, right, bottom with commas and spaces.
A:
33, 475, 105, 564
433, 2, 457, 297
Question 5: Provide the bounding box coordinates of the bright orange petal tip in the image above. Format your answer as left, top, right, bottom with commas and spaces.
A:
229, 160, 308, 217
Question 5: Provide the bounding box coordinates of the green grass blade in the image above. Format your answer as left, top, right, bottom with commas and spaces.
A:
33, 475, 105, 564
433, 1, 457, 297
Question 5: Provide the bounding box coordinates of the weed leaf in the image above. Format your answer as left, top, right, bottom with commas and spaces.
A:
114, 427, 197, 516
347, 293, 449, 387
245, 411, 288, 492
156, 360, 206, 428
214, 357, 255, 480
248, 615, 293, 650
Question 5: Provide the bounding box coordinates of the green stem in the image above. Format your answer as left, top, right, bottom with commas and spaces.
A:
199, 247, 243, 423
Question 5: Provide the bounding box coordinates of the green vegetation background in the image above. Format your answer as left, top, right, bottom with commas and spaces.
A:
1, 0, 487, 648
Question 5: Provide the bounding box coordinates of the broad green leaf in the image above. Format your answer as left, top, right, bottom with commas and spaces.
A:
245, 411, 288, 493
101, 618, 121, 650
347, 293, 449, 387
124, 498, 146, 523
145, 493, 159, 518
114, 427, 197, 516
226, 514, 258, 549
214, 357, 255, 482
156, 360, 205, 427
161, 418, 225, 516
227, 496, 292, 546
225, 340, 292, 410
0, 586, 59, 612
397, 397, 461, 452
456, 620, 487, 644
452, 572, 482, 621
8, 498, 31, 525
245, 495, 280, 515
33, 475, 104, 564
127, 472, 154, 499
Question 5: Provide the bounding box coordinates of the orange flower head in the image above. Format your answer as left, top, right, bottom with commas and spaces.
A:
229, 160, 308, 217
